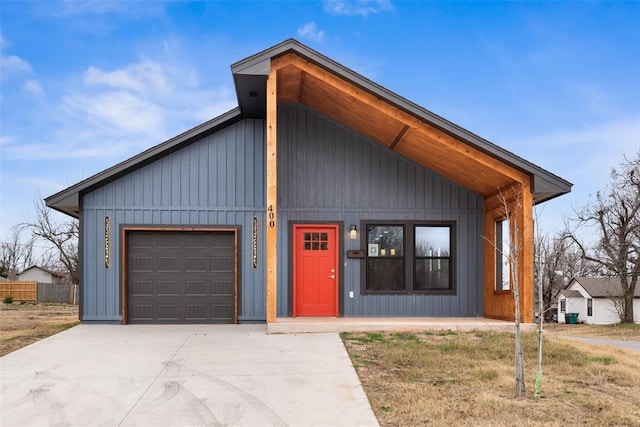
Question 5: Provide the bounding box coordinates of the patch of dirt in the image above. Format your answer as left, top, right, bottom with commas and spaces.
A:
0, 303, 79, 356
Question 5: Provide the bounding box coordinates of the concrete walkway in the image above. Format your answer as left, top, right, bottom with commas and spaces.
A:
268, 317, 535, 334
553, 335, 640, 352
0, 324, 379, 427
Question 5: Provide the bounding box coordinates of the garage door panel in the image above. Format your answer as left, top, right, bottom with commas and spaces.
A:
211, 280, 233, 295
184, 233, 211, 248
185, 281, 208, 296
156, 281, 180, 296
185, 256, 209, 272
127, 230, 236, 324
210, 304, 234, 322
130, 280, 153, 296
186, 304, 208, 320
157, 304, 180, 321
129, 233, 155, 248
157, 256, 179, 272
211, 256, 233, 271
131, 256, 153, 272
157, 233, 180, 248
130, 304, 154, 321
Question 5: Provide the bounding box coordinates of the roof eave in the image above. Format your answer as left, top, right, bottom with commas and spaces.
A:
45, 107, 244, 217
232, 39, 572, 202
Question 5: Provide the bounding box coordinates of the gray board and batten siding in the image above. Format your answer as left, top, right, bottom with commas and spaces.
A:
277, 103, 485, 318
80, 103, 484, 322
81, 119, 266, 322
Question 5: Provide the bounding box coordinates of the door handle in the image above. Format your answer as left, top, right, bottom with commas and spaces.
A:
328, 275, 335, 279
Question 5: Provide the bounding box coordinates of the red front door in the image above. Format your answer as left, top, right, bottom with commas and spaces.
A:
293, 224, 339, 317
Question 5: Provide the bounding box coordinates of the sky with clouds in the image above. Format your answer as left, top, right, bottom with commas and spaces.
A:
1, 0, 638, 247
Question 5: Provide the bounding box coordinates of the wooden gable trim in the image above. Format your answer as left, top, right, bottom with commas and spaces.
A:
270, 52, 531, 197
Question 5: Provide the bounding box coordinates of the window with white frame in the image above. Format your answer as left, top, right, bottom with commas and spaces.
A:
495, 218, 511, 291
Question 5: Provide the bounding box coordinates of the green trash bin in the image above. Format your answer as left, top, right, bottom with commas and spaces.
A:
565, 313, 579, 324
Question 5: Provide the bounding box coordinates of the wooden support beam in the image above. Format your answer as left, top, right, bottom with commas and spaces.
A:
271, 53, 529, 185
519, 186, 535, 323
389, 125, 409, 151
482, 182, 535, 322
298, 70, 307, 103
266, 68, 278, 323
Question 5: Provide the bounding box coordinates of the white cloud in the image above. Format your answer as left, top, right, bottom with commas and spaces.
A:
524, 115, 639, 151
24, 79, 43, 96
324, 0, 393, 17
64, 90, 167, 139
0, 33, 33, 82
297, 22, 325, 42
3, 54, 237, 161
1, 53, 32, 79
84, 60, 172, 94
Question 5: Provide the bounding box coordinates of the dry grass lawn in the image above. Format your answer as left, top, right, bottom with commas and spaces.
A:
0, 302, 79, 356
342, 329, 640, 427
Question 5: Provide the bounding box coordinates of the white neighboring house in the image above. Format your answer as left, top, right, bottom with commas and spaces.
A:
17, 266, 64, 284
557, 277, 640, 324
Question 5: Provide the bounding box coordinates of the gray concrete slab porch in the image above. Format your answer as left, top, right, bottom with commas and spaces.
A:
267, 317, 536, 334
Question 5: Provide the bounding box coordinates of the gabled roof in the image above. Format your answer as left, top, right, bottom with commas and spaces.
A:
19, 265, 64, 279
47, 39, 571, 218
569, 277, 640, 298
559, 290, 583, 298
46, 108, 242, 217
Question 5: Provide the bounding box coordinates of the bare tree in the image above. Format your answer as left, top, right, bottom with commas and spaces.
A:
0, 226, 34, 279
21, 200, 79, 285
565, 152, 640, 323
487, 186, 526, 397
535, 233, 595, 320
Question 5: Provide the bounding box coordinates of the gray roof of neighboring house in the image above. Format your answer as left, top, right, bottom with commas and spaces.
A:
559, 290, 583, 298
19, 265, 65, 278
46, 39, 572, 218
571, 277, 640, 298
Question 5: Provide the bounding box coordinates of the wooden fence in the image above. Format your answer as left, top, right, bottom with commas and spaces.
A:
0, 281, 38, 303
1, 281, 78, 305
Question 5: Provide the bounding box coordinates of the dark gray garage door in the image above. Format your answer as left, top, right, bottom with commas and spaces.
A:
127, 230, 236, 324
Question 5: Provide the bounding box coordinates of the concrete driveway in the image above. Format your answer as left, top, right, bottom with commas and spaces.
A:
0, 324, 378, 426
554, 335, 640, 352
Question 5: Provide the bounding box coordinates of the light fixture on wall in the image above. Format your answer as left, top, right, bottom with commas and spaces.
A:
349, 225, 357, 240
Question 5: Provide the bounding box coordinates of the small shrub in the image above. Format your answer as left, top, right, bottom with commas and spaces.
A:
3, 295, 13, 304
477, 368, 500, 381
391, 332, 421, 342
365, 332, 387, 342
589, 356, 617, 365
438, 343, 452, 354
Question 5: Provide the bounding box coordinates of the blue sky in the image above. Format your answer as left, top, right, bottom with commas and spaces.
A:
1, 0, 639, 246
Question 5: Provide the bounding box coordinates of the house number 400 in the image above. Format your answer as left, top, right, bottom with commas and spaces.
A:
267, 205, 275, 228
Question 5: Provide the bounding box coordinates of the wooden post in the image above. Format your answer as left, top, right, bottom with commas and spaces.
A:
519, 185, 535, 323
266, 68, 278, 323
